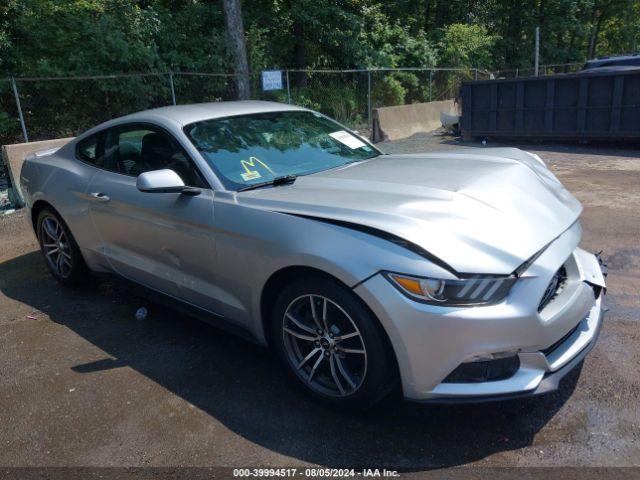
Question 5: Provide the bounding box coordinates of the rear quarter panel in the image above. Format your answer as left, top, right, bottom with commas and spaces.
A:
20, 145, 105, 271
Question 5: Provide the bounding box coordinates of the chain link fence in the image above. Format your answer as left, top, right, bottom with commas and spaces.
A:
1, 79, 20, 147
0, 79, 18, 211
491, 62, 584, 79
172, 72, 237, 105
0, 67, 508, 148
16, 73, 173, 142
0, 64, 584, 210
0, 63, 581, 148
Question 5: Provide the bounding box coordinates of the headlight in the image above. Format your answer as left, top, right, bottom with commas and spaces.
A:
385, 272, 516, 306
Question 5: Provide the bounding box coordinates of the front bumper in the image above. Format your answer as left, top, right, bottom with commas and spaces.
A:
354, 224, 606, 402
417, 297, 603, 403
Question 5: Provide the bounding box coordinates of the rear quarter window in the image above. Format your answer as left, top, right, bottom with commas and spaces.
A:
76, 133, 105, 167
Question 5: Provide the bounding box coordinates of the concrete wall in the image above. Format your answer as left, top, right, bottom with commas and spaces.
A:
1, 138, 74, 207
372, 99, 457, 142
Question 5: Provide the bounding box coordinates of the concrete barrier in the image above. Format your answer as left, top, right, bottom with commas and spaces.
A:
1, 138, 74, 208
372, 99, 457, 142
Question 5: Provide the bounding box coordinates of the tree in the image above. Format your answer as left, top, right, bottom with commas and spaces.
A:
2, 0, 640, 145
222, 0, 250, 100
438, 23, 499, 69
585, 0, 630, 59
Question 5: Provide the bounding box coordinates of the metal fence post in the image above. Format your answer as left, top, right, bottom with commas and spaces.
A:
168, 72, 177, 105
367, 69, 372, 131
286, 70, 291, 104
429, 70, 433, 102
10, 77, 28, 143
534, 26, 540, 76
475, 69, 478, 80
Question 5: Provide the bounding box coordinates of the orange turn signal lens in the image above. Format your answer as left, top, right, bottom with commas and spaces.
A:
390, 275, 424, 296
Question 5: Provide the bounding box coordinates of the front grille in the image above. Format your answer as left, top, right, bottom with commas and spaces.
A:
538, 266, 567, 312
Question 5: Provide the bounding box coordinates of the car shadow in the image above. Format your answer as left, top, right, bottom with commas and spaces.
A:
1, 251, 582, 470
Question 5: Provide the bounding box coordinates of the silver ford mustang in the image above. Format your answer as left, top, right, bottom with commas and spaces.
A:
20, 101, 606, 409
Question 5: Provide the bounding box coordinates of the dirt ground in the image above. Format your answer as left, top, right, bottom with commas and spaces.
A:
0, 135, 638, 469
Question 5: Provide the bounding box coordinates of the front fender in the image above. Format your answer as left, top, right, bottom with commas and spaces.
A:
214, 197, 454, 343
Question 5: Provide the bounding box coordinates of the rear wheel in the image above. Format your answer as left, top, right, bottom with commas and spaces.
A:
36, 208, 88, 286
271, 275, 397, 410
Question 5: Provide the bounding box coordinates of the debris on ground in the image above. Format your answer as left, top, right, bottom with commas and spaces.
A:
135, 307, 148, 321
0, 190, 10, 210
440, 111, 460, 135
0, 169, 10, 211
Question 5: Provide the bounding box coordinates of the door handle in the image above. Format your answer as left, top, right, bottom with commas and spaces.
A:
90, 192, 111, 203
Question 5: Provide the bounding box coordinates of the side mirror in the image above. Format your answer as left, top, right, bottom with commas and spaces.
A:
136, 169, 201, 196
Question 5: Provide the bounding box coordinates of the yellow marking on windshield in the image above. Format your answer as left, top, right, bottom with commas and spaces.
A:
241, 156, 274, 174
240, 156, 275, 182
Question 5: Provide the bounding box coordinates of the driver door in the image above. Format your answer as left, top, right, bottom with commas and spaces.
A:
87, 123, 221, 313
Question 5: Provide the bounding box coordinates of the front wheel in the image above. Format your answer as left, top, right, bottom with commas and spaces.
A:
271, 276, 398, 410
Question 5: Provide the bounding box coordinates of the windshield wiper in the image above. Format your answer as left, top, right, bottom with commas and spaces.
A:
237, 174, 298, 192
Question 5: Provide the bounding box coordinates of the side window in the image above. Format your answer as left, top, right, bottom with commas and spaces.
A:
76, 133, 106, 166
103, 125, 206, 187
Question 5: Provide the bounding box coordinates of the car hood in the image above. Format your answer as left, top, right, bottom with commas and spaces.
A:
237, 148, 582, 275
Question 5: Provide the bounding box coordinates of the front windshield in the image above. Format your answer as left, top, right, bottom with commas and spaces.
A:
184, 110, 381, 190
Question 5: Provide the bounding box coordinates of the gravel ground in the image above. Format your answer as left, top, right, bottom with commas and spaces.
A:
0, 134, 638, 469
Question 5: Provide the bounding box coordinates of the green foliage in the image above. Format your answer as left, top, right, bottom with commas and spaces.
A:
358, 4, 438, 68
2, 0, 638, 78
1, 0, 639, 143
438, 23, 500, 70
596, 1, 640, 59
285, 91, 321, 112
372, 75, 406, 108
0, 110, 14, 140
0, 0, 233, 75
288, 83, 363, 127
1, 0, 156, 75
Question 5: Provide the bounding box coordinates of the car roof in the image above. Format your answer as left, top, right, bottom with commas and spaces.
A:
77, 100, 308, 140
115, 100, 307, 126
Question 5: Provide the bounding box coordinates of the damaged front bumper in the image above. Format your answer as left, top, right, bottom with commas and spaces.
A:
354, 222, 607, 402
421, 294, 604, 403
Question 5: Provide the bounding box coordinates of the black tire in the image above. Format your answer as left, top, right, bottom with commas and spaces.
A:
36, 207, 89, 286
271, 275, 398, 410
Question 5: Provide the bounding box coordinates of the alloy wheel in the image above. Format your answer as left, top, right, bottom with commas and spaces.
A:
282, 294, 367, 397
41, 216, 73, 278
